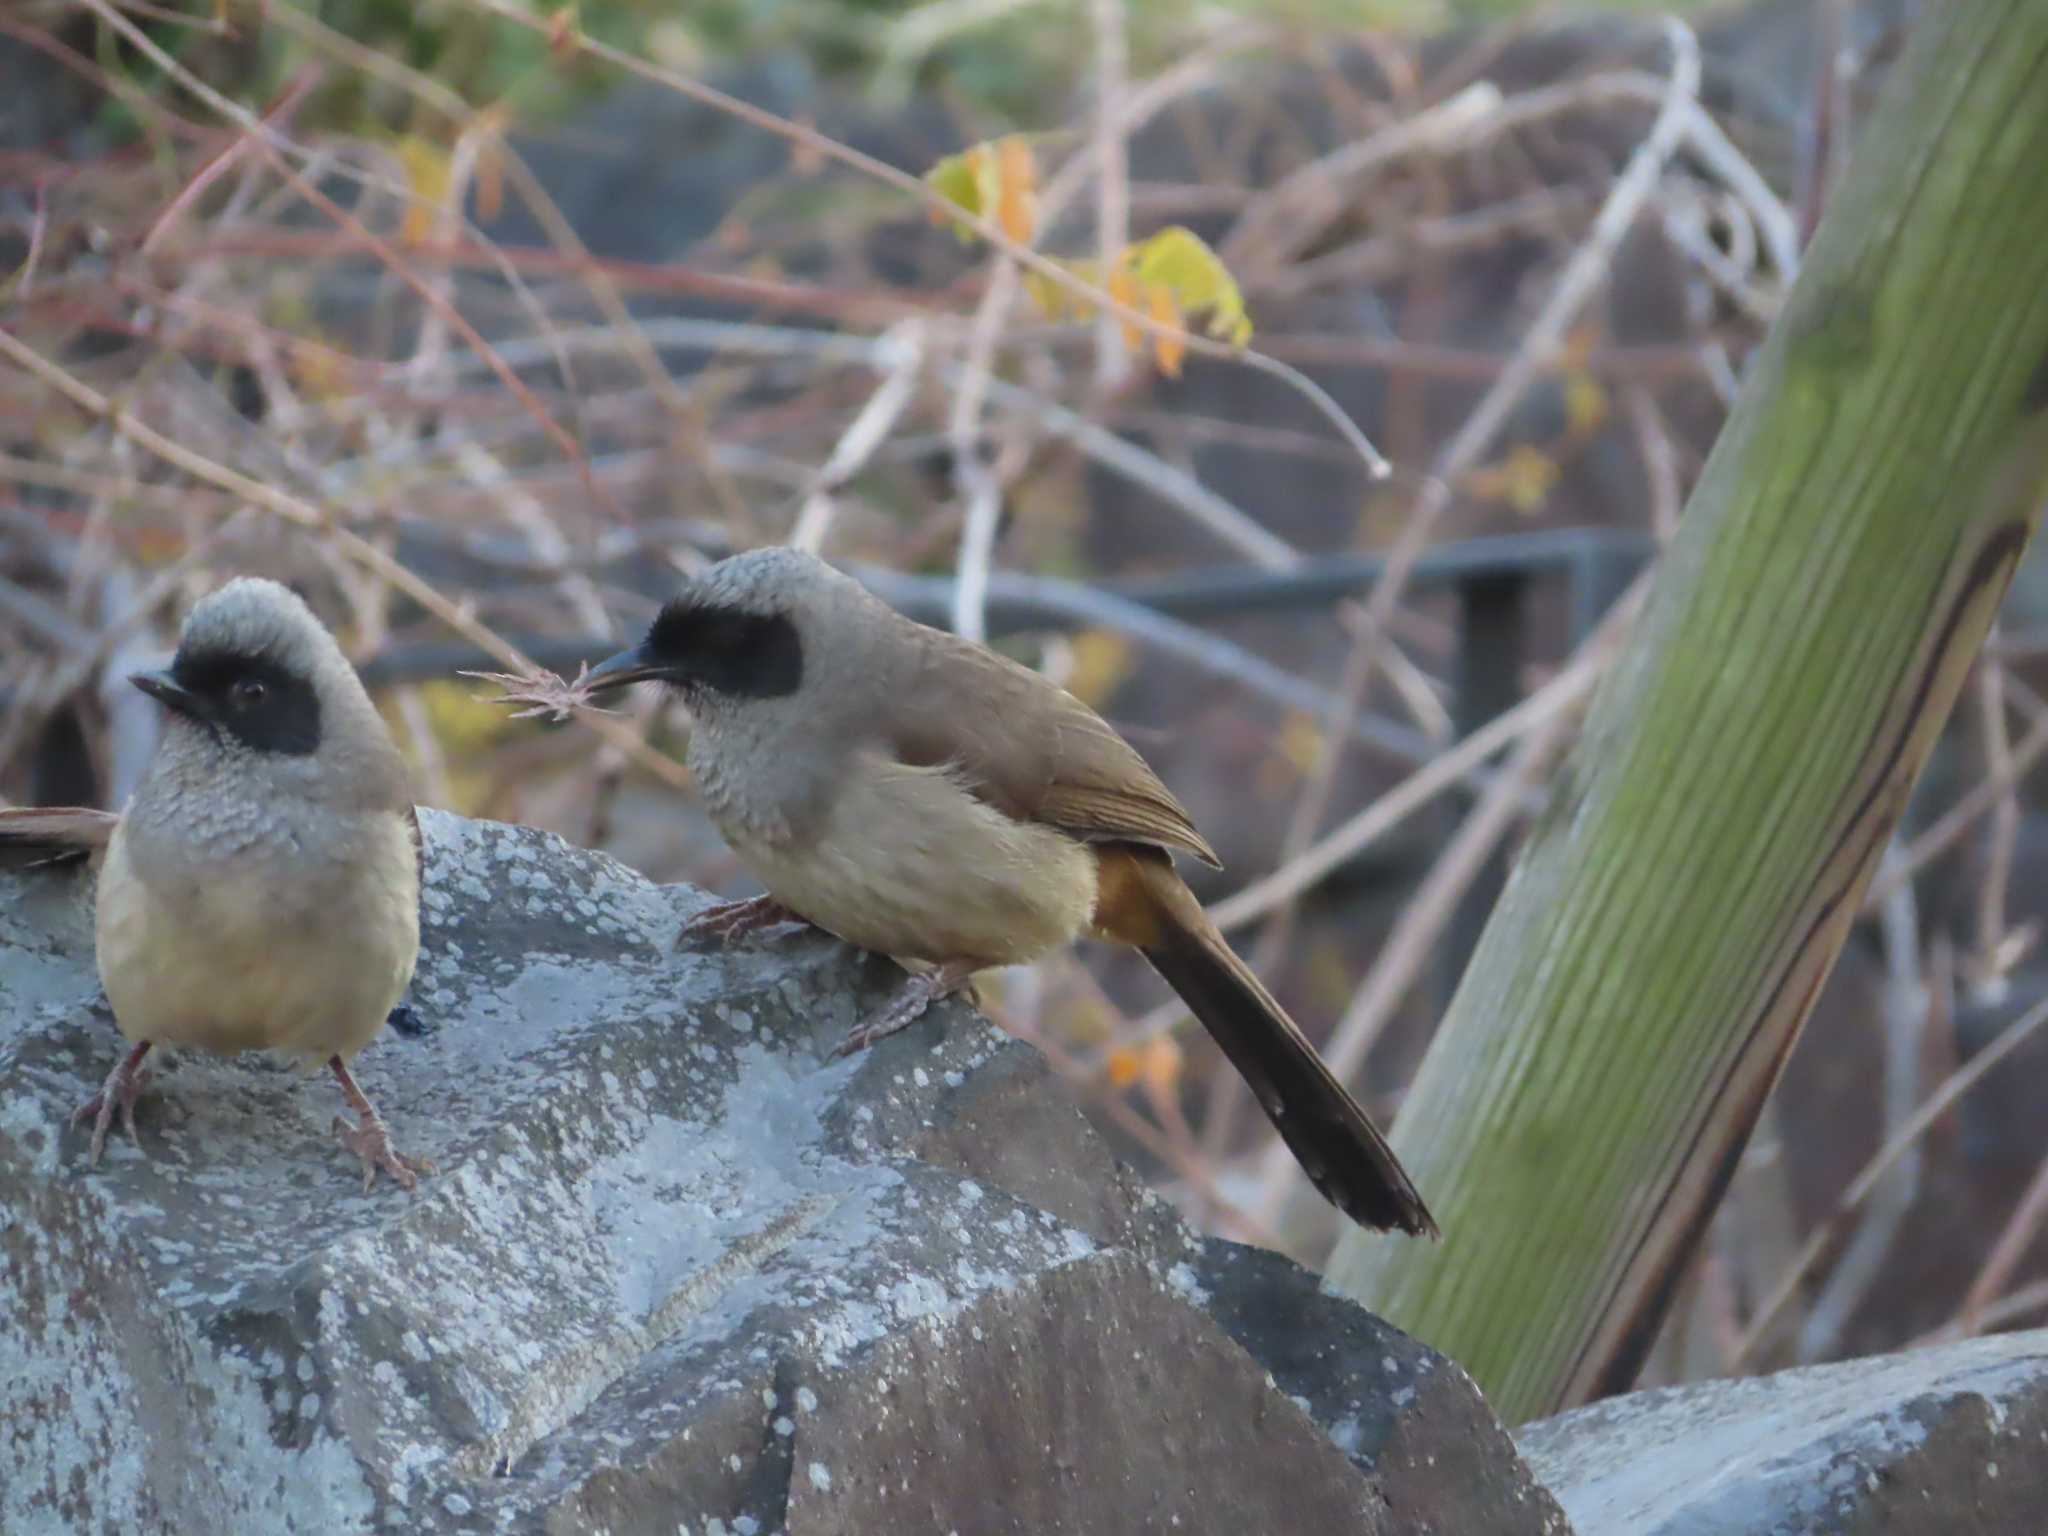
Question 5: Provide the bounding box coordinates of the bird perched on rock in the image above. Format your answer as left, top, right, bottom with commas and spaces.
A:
0, 578, 426, 1190
569, 547, 1435, 1236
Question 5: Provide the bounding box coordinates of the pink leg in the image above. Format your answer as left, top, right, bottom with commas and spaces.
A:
676, 892, 805, 951
830, 959, 982, 1060
329, 1056, 430, 1193
72, 1041, 154, 1166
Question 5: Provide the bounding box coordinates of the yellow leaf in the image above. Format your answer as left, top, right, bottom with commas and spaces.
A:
1025, 268, 1068, 322
1027, 258, 1102, 326
1126, 226, 1252, 348
1146, 283, 1185, 378
924, 137, 1036, 245
1064, 628, 1135, 707
1469, 443, 1560, 514
288, 338, 350, 400
1276, 709, 1325, 778
395, 134, 451, 247
1564, 372, 1608, 435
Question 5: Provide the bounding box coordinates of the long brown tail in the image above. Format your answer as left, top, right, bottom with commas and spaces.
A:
0, 806, 119, 869
1094, 845, 1438, 1237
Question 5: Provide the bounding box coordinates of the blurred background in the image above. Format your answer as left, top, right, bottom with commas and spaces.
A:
8, 0, 2040, 1396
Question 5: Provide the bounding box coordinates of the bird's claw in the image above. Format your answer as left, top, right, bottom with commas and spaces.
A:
829, 965, 976, 1059
71, 1049, 153, 1166
677, 894, 801, 951
333, 1114, 432, 1193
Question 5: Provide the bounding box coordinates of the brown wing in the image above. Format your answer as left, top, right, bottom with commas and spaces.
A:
885, 625, 1221, 868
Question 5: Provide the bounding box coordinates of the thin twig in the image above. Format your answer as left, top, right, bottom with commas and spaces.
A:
1088, 0, 1132, 394
1207, 22, 1701, 1160
460, 0, 1391, 482
0, 325, 692, 792
1734, 986, 2048, 1368
1794, 844, 1929, 1363
1973, 642, 2021, 993
790, 318, 927, 555
951, 259, 1025, 642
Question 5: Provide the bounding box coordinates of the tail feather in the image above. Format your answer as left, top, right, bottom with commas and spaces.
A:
1098, 846, 1437, 1237
0, 806, 120, 869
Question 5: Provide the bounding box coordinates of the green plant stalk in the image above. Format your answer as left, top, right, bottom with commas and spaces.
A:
1326, 2, 2048, 1425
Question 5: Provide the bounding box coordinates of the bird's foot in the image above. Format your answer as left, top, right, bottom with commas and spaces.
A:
332, 1113, 431, 1194
328, 1054, 431, 1193
677, 893, 803, 951
830, 960, 980, 1060
71, 1041, 154, 1166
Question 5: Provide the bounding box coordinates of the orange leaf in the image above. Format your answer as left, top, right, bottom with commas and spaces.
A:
1138, 1035, 1184, 1102
994, 136, 1039, 243
1104, 1044, 1143, 1091
395, 135, 450, 248
1108, 267, 1142, 354
1146, 283, 1185, 377
473, 106, 509, 222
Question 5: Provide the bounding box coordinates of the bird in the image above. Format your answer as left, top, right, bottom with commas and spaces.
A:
578, 547, 1436, 1236
0, 577, 427, 1190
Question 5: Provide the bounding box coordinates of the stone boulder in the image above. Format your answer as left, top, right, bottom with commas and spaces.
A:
0, 810, 1565, 1534
1520, 1328, 2048, 1535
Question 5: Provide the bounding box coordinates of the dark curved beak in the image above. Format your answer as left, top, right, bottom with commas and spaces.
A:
581, 643, 668, 694
129, 669, 215, 722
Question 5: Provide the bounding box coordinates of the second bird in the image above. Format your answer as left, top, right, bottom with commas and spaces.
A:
1, 578, 426, 1190
584, 547, 1435, 1236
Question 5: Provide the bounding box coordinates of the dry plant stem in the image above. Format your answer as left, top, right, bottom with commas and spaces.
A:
951, 258, 1026, 643
1212, 613, 1610, 931
428, 315, 1296, 568
1037, 22, 1269, 229
1864, 705, 2048, 911
1088, 0, 1132, 394
1958, 1137, 2048, 1336
1626, 383, 1684, 543
392, 307, 1275, 559
261, 3, 751, 529
1735, 988, 2048, 1369
1248, 578, 1648, 1214
1208, 21, 1700, 1156
790, 318, 927, 554
1225, 63, 1795, 285
76, 0, 613, 518
1105, 600, 1621, 1069
1280, 15, 1699, 874
139, 67, 316, 256
1924, 1277, 2048, 1345
460, 0, 1390, 482
1793, 843, 1926, 1364
1333, 2, 2048, 1421
1218, 80, 1509, 272
1974, 645, 2019, 986
0, 327, 691, 794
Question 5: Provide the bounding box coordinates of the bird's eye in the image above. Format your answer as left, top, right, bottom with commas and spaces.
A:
232, 678, 267, 707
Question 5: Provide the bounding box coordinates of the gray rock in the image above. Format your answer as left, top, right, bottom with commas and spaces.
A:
1, 810, 1554, 1534
1519, 1329, 2048, 1536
